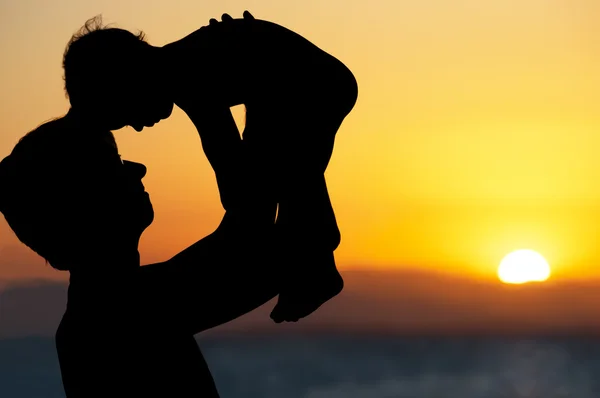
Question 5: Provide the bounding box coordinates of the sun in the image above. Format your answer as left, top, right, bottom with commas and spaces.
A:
497, 249, 551, 284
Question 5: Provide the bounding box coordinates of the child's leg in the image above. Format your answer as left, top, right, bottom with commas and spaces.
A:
270, 174, 343, 323
268, 111, 347, 323
243, 55, 358, 322
272, 56, 358, 321
273, 113, 342, 250
241, 103, 339, 317
241, 101, 347, 322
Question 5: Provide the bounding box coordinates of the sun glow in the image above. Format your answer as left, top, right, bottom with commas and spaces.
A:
497, 249, 551, 284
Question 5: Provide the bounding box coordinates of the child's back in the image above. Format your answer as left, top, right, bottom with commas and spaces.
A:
165, 18, 356, 111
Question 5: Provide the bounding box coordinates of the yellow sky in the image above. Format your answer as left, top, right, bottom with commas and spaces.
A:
1, 0, 600, 282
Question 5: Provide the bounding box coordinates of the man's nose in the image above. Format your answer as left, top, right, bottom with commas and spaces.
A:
123, 160, 147, 179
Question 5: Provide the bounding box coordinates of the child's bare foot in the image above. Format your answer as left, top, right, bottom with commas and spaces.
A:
270, 250, 344, 323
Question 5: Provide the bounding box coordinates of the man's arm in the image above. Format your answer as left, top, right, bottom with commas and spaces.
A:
138, 221, 279, 336
136, 104, 279, 336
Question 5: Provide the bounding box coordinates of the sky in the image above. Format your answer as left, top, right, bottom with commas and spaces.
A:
1, 0, 600, 288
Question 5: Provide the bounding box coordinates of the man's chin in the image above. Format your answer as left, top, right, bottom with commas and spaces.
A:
133, 205, 154, 235
142, 210, 154, 230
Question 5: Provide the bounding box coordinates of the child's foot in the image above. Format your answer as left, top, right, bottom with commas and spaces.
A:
269, 250, 344, 323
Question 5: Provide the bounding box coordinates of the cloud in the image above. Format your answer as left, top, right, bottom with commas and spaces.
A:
0, 243, 67, 281
208, 268, 600, 336
0, 280, 67, 339
3, 268, 600, 339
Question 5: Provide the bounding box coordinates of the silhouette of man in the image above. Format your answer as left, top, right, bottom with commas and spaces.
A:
0, 11, 358, 396
84, 10, 359, 322
0, 15, 286, 398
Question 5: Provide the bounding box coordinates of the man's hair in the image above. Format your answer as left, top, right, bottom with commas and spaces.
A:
0, 118, 116, 271
0, 15, 138, 270
62, 15, 147, 105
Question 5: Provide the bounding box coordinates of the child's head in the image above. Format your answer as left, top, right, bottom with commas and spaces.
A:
63, 15, 173, 131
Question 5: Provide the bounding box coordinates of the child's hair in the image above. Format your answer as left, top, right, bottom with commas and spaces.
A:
62, 15, 148, 106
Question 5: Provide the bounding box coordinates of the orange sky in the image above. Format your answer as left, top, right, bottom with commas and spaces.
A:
2, 0, 600, 284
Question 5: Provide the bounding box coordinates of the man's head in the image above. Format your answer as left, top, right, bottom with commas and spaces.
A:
63, 15, 173, 132
0, 117, 154, 272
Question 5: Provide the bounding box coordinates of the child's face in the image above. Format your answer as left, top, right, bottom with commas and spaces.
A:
92, 44, 174, 132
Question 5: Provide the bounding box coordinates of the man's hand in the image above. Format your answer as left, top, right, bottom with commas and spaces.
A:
208, 10, 255, 26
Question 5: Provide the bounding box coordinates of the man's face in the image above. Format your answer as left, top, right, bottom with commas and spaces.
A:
71, 133, 155, 242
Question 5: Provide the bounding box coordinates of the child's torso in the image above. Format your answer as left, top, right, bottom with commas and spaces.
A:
167, 19, 336, 107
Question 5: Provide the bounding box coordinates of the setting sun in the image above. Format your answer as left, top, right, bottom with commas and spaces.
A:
497, 249, 551, 284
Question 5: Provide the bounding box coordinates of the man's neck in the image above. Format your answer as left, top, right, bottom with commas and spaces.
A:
66, 249, 140, 308
65, 107, 111, 134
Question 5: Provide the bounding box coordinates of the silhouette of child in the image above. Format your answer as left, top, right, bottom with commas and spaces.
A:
61, 11, 358, 322
160, 12, 358, 322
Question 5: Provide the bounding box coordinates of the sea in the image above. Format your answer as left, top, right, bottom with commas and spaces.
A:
1, 335, 599, 397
